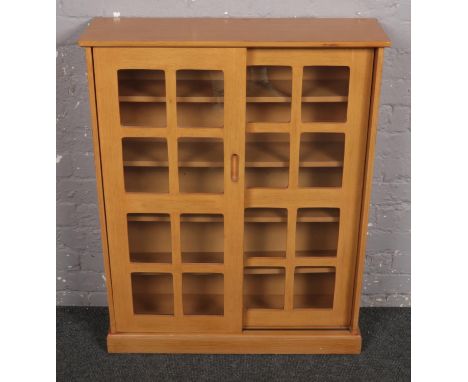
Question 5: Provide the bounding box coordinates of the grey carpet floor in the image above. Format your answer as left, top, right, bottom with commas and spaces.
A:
57, 307, 410, 381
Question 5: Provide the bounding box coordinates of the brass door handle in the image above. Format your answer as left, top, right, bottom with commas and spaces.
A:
231, 154, 239, 182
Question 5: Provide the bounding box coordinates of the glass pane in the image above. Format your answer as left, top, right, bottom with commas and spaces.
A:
182, 273, 224, 315
246, 66, 291, 123
245, 133, 289, 189
177, 70, 224, 128
118, 70, 166, 127
298, 133, 344, 188
178, 138, 224, 193
180, 214, 224, 264
301, 66, 349, 123
296, 208, 340, 258
244, 268, 285, 309
127, 214, 172, 263
244, 208, 287, 258
131, 273, 174, 315
294, 268, 335, 309
122, 138, 169, 193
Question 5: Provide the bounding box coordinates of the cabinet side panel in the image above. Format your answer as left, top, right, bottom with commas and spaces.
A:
85, 48, 116, 332
350, 48, 385, 331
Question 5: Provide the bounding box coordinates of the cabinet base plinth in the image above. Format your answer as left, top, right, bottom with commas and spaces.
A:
107, 329, 361, 354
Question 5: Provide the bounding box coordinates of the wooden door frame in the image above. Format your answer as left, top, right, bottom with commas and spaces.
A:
92, 47, 246, 333
243, 48, 375, 328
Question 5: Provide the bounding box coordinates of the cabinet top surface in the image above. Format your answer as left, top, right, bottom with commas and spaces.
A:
78, 17, 390, 48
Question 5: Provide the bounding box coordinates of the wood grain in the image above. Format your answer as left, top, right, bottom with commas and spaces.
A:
350, 48, 385, 332
79, 18, 390, 48
84, 48, 117, 333
108, 329, 361, 354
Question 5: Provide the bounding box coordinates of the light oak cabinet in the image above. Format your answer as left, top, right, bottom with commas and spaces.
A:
79, 18, 390, 354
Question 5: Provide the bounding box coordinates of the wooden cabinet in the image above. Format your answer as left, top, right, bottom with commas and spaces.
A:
79, 18, 390, 354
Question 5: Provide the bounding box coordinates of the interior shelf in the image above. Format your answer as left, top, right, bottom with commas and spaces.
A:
122, 135, 343, 170
130, 252, 173, 263
243, 251, 288, 259
295, 250, 337, 257
297, 208, 340, 223
243, 208, 339, 223
244, 267, 335, 275
128, 213, 224, 223
181, 252, 224, 264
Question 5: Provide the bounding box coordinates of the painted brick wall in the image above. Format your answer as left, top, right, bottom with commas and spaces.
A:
56, 0, 410, 307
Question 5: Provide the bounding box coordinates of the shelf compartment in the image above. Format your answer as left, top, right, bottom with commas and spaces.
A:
244, 208, 288, 223
181, 214, 224, 264
178, 138, 224, 193
120, 102, 167, 127
182, 273, 224, 315
298, 167, 343, 188
244, 209, 287, 259
176, 71, 224, 128
301, 102, 348, 123
178, 138, 224, 168
247, 66, 292, 97
127, 214, 172, 263
246, 168, 289, 189
299, 133, 345, 167
246, 133, 290, 168
244, 267, 285, 309
247, 103, 291, 123
131, 273, 174, 315
118, 69, 166, 100
179, 167, 224, 193
302, 66, 349, 99
124, 167, 169, 193
293, 267, 336, 309
122, 138, 169, 167
177, 103, 224, 128
301, 67, 349, 122
245, 133, 289, 188
296, 209, 340, 258
296, 208, 340, 223
176, 70, 224, 98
